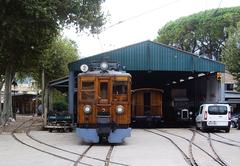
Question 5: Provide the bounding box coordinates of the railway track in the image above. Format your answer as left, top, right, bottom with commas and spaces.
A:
105, 145, 114, 166
144, 129, 198, 166
12, 118, 128, 166
195, 130, 240, 147
73, 144, 93, 166
212, 133, 240, 144
192, 130, 230, 166
188, 130, 198, 166
155, 129, 199, 166
28, 131, 127, 166
207, 133, 229, 166
157, 129, 230, 166
73, 143, 116, 166
11, 118, 85, 165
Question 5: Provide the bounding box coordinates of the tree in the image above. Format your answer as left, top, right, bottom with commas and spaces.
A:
32, 36, 79, 85
155, 7, 240, 60
31, 36, 79, 122
0, 0, 105, 125
222, 22, 240, 91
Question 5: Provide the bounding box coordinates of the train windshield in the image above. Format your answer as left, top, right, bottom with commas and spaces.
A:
81, 81, 95, 100
113, 81, 128, 101
113, 81, 128, 95
100, 82, 108, 99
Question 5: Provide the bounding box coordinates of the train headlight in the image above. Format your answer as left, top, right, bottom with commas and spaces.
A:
83, 105, 92, 114
80, 64, 89, 73
189, 111, 193, 115
177, 112, 181, 115
116, 105, 124, 114
100, 62, 108, 71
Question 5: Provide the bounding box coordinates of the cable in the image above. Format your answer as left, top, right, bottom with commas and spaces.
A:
97, 34, 104, 52
104, 0, 181, 31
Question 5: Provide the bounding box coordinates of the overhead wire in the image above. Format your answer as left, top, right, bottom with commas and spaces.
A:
104, 0, 181, 31
212, 0, 223, 16
96, 0, 181, 51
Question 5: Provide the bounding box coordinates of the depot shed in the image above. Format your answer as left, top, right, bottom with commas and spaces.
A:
67, 40, 225, 120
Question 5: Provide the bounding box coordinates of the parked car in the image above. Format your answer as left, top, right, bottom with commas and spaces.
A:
196, 103, 231, 132
231, 113, 240, 128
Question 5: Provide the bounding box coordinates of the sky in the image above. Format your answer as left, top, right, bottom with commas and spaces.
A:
63, 0, 240, 58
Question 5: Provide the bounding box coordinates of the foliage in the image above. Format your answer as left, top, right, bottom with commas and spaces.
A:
0, 0, 105, 76
52, 89, 68, 112
222, 22, 240, 91
31, 36, 79, 85
155, 7, 240, 60
0, 0, 105, 124
0, 0, 57, 74
53, 102, 68, 112
52, 89, 68, 104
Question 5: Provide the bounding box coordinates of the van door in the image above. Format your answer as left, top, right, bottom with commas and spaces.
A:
196, 106, 203, 125
207, 105, 229, 126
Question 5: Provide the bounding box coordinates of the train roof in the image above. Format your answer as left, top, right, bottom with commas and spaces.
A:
78, 70, 131, 77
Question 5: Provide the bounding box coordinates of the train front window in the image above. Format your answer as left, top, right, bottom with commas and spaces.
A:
82, 82, 94, 90
113, 81, 128, 95
81, 81, 95, 100
100, 82, 108, 99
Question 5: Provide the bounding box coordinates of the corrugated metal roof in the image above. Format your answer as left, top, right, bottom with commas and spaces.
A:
69, 40, 225, 72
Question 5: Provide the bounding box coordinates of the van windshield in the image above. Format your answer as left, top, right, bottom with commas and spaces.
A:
208, 106, 227, 115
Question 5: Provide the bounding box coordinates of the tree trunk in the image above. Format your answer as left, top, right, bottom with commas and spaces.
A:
0, 78, 4, 115
0, 66, 13, 125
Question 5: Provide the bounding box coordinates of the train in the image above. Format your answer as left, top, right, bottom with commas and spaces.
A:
45, 110, 73, 132
131, 88, 164, 126
172, 97, 194, 123
76, 62, 195, 143
76, 62, 132, 143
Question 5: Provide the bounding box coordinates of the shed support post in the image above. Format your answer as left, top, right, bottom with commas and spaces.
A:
220, 72, 225, 102
68, 71, 74, 124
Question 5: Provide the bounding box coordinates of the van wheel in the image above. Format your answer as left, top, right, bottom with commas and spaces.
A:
196, 126, 200, 130
231, 121, 236, 128
225, 128, 230, 133
200, 125, 205, 132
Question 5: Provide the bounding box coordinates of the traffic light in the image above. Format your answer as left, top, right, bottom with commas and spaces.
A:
216, 72, 221, 81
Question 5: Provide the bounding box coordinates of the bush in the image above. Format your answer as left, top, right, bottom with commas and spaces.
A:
53, 102, 68, 112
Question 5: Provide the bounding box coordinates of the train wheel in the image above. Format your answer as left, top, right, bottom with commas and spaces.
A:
48, 129, 53, 133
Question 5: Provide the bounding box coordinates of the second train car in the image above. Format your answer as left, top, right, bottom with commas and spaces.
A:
76, 62, 131, 143
131, 88, 164, 126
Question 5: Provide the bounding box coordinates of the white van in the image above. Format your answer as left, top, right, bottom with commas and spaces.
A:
195, 104, 231, 132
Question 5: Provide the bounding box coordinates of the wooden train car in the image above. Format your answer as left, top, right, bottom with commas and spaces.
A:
131, 88, 164, 125
76, 62, 131, 143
